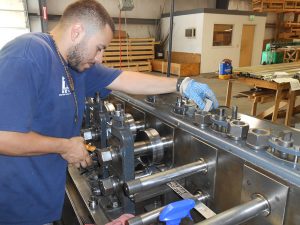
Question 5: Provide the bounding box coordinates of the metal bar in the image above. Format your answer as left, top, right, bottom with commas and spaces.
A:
124, 159, 207, 196
126, 193, 209, 225
166, 0, 174, 77
195, 195, 270, 225
38, 0, 47, 32
134, 141, 151, 157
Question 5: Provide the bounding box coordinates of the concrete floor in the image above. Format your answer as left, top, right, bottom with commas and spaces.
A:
149, 72, 300, 128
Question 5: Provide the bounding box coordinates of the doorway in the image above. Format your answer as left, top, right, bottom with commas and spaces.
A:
239, 25, 256, 67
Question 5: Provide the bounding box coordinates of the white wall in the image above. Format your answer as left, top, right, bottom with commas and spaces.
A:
161, 13, 204, 53
161, 11, 266, 73
201, 13, 266, 73
31, 0, 218, 37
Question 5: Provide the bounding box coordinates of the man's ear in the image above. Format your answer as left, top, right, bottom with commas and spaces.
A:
70, 23, 85, 43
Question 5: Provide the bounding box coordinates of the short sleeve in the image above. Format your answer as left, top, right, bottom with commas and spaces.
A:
0, 57, 38, 132
84, 64, 121, 98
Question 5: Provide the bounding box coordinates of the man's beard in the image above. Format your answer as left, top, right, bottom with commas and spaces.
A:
66, 42, 85, 72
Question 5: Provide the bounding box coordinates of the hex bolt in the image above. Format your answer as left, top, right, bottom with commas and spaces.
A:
232, 106, 238, 120
282, 130, 292, 142
293, 145, 300, 169
116, 103, 122, 111
88, 195, 98, 210
176, 97, 182, 107
219, 108, 226, 117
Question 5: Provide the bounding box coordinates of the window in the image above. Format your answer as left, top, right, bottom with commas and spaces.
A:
0, 0, 29, 49
213, 24, 233, 46
185, 28, 196, 38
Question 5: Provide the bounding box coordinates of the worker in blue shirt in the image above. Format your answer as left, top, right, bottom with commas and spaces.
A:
0, 0, 218, 224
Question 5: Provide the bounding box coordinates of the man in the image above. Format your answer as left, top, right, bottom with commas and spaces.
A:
0, 0, 218, 224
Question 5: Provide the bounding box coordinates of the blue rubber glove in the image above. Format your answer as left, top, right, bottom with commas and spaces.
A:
180, 78, 219, 110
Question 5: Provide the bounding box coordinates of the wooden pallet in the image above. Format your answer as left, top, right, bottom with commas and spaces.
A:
253, 0, 285, 12
102, 38, 155, 72
285, 0, 300, 9
278, 31, 300, 39
252, 0, 300, 12
105, 60, 152, 72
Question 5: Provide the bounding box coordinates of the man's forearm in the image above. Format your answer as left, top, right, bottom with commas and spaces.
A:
108, 71, 177, 95
0, 131, 68, 156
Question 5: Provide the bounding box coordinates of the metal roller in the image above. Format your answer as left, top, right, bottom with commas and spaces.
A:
124, 113, 145, 138
195, 194, 270, 225
98, 128, 173, 165
134, 128, 173, 164
124, 159, 207, 196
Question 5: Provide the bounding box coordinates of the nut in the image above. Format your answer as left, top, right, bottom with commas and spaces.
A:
195, 110, 211, 128
88, 195, 98, 210
246, 128, 270, 150
228, 120, 249, 140
99, 177, 119, 196
98, 150, 113, 164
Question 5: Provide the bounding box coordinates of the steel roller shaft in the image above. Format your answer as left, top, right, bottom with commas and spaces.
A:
124, 159, 207, 196
134, 136, 173, 158
195, 195, 270, 225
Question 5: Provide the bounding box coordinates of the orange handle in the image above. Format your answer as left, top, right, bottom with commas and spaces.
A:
85, 144, 96, 152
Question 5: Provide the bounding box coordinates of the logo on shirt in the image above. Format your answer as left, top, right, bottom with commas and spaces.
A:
59, 77, 71, 96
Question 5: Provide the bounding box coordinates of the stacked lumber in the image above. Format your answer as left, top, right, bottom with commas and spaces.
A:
252, 1, 300, 39
252, 0, 300, 12
234, 61, 300, 79
280, 21, 300, 39
285, 0, 300, 10
252, 0, 285, 12
103, 38, 155, 72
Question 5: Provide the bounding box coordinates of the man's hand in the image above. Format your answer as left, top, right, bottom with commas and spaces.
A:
105, 214, 134, 225
60, 137, 92, 168
179, 78, 218, 110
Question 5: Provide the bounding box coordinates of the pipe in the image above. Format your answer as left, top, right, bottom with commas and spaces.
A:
124, 159, 207, 196
195, 195, 270, 225
166, 0, 174, 77
126, 193, 210, 225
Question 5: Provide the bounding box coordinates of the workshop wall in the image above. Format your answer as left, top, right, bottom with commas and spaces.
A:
201, 13, 266, 73
161, 11, 266, 73
28, 0, 216, 38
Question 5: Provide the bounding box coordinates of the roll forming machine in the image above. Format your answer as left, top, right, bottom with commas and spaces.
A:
64, 91, 300, 225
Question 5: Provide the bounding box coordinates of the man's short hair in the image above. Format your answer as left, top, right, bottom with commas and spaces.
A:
61, 0, 115, 33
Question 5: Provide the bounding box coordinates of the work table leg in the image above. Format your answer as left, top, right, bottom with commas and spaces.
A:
272, 88, 283, 122
285, 90, 296, 126
226, 80, 233, 107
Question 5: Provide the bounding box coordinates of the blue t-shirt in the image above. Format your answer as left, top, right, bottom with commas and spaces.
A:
0, 33, 121, 225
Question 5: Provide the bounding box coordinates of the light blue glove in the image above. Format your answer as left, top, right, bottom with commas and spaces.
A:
180, 78, 219, 110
